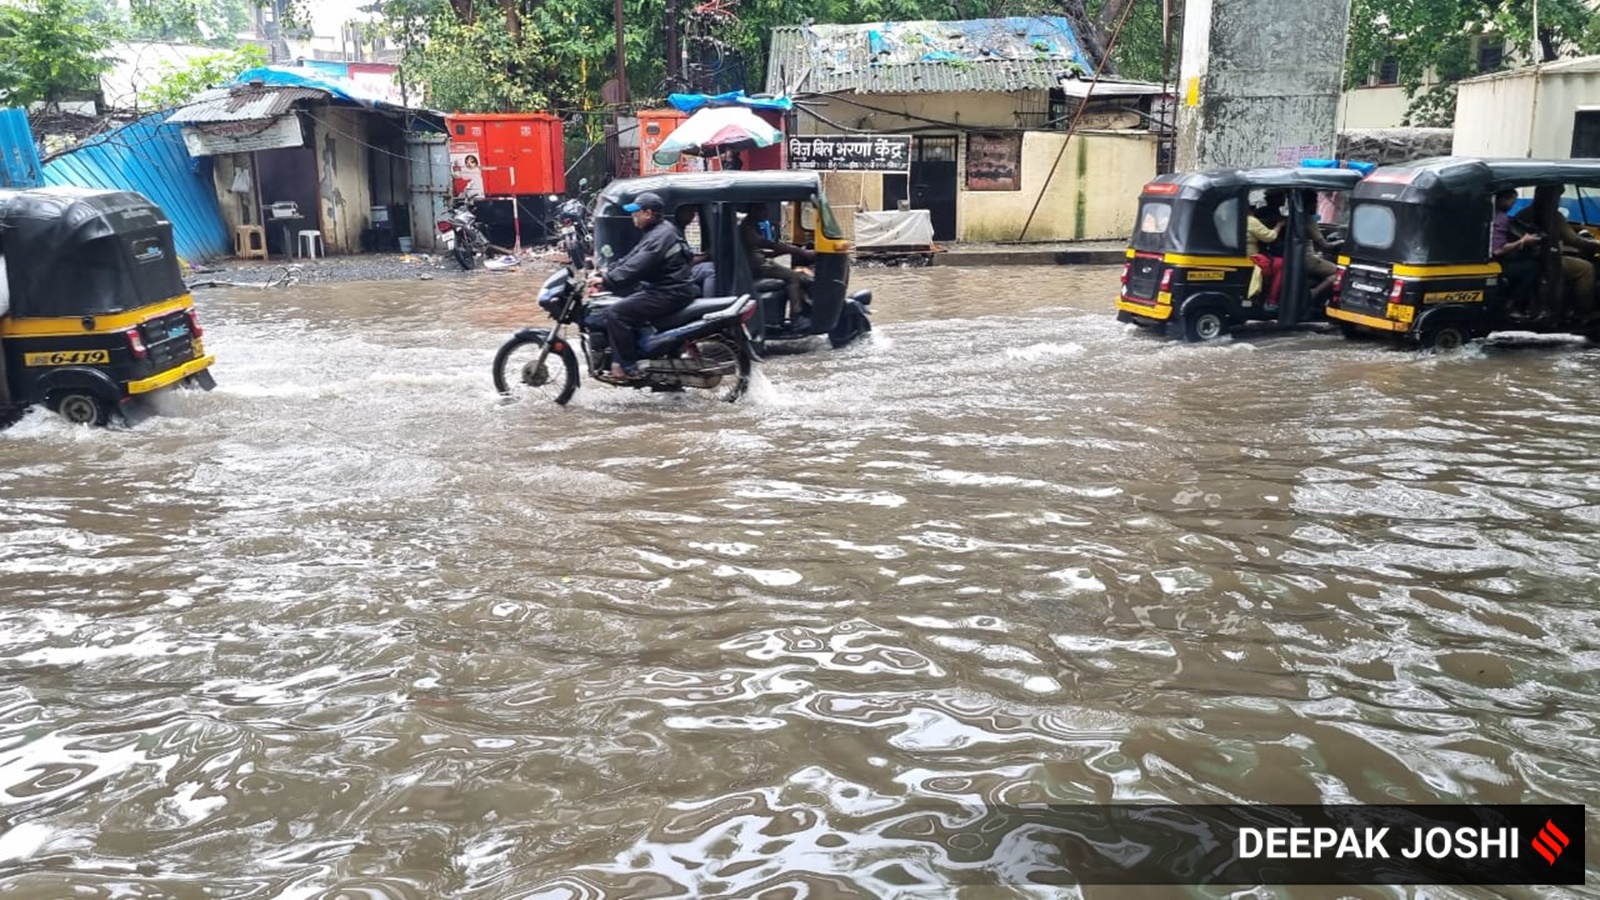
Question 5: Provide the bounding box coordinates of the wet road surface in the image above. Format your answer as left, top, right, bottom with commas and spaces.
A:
2, 265, 1598, 897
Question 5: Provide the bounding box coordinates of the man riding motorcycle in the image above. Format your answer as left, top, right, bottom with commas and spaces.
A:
585, 191, 698, 380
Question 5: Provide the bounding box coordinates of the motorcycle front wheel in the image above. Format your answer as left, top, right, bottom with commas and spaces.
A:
492, 334, 580, 406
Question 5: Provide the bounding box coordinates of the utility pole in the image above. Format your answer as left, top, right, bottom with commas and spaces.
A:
613, 0, 630, 106
666, 0, 680, 88
1532, 0, 1541, 63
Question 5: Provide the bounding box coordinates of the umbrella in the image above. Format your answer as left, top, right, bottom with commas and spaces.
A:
652, 106, 783, 167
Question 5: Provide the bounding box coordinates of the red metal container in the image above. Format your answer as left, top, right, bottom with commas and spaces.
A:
445, 112, 565, 196
639, 109, 693, 176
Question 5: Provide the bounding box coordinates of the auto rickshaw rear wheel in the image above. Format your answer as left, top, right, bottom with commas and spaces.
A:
51, 391, 111, 426
1418, 321, 1467, 352
1183, 309, 1228, 343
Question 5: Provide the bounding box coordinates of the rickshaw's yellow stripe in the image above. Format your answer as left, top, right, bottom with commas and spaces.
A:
127, 354, 214, 396
0, 295, 196, 337
1390, 263, 1501, 278
1327, 307, 1408, 331
1116, 297, 1173, 320
1163, 253, 1253, 267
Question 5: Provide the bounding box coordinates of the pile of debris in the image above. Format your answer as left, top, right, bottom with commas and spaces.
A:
1338, 128, 1455, 166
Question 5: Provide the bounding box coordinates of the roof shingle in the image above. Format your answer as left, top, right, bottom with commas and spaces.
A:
766, 18, 1088, 96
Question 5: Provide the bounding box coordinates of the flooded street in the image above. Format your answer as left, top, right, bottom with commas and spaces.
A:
2, 264, 1598, 897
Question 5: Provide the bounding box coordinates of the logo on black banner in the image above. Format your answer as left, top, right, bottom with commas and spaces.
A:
1532, 820, 1571, 865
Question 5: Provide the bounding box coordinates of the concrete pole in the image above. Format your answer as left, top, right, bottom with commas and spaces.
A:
1176, 0, 1353, 170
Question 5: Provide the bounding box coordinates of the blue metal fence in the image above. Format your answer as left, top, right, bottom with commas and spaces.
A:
41, 109, 229, 264
0, 107, 43, 187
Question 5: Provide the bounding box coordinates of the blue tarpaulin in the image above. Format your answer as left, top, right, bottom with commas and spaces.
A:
1301, 158, 1377, 176
667, 91, 793, 113
233, 65, 404, 110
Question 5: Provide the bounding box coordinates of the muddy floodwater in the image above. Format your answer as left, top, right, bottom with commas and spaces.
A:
2, 265, 1598, 898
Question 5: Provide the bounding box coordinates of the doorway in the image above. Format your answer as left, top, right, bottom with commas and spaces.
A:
256, 146, 319, 257
909, 135, 958, 242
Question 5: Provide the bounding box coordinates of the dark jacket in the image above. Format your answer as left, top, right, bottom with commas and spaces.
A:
601, 219, 697, 300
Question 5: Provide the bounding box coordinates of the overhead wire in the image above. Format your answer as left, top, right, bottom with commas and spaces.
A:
1017, 0, 1140, 240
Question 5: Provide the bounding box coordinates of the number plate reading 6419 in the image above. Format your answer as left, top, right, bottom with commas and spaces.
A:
24, 350, 110, 366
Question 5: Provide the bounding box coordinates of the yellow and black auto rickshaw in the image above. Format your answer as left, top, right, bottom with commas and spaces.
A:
1115, 166, 1365, 341
0, 186, 215, 428
1328, 157, 1600, 349
592, 171, 872, 352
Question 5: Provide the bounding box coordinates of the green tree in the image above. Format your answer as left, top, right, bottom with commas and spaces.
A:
0, 0, 117, 105
138, 43, 268, 108
251, 0, 1169, 115
1346, 0, 1600, 126
128, 0, 253, 46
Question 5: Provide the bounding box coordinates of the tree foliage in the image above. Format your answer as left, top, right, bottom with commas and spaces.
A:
285, 0, 1169, 116
137, 44, 268, 109
128, 0, 253, 45
0, 0, 117, 105
1346, 0, 1600, 126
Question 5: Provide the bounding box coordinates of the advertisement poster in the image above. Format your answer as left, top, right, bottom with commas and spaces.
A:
965, 132, 1022, 191
450, 142, 484, 199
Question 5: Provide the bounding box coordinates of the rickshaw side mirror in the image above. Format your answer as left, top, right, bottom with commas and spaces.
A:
600, 244, 614, 260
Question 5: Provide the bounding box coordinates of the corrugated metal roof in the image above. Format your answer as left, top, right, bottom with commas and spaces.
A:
0, 107, 44, 187
42, 109, 229, 263
1458, 54, 1600, 85
767, 18, 1088, 95
166, 85, 327, 124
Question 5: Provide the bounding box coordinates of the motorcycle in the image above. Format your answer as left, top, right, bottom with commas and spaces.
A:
492, 267, 758, 405
437, 199, 490, 270
551, 194, 592, 270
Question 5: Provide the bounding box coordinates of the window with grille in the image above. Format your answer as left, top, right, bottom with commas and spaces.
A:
1478, 40, 1504, 73
1377, 57, 1399, 85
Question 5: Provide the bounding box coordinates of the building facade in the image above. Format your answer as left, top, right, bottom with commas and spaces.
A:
766, 18, 1162, 243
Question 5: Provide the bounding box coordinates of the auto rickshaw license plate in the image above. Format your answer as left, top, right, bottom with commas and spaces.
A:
24, 350, 110, 366
1386, 303, 1415, 324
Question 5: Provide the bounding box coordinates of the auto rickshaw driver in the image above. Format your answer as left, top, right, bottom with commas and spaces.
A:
1514, 184, 1600, 323
738, 203, 815, 324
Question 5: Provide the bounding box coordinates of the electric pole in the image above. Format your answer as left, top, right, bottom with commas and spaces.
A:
614, 0, 630, 105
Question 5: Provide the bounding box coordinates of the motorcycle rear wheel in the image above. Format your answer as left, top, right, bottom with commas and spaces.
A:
492, 335, 580, 406
690, 334, 752, 403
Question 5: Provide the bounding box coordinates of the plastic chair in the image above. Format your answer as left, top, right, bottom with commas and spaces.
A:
297, 230, 324, 259
234, 225, 267, 260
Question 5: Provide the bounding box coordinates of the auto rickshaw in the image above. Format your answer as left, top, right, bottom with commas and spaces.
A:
591, 171, 872, 352
0, 186, 215, 428
1327, 156, 1600, 349
1114, 165, 1366, 341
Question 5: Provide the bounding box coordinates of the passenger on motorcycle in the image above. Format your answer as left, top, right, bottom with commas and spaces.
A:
586, 191, 698, 380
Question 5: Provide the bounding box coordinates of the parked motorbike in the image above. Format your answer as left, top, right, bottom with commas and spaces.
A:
492, 267, 757, 405
551, 195, 592, 270
437, 199, 490, 270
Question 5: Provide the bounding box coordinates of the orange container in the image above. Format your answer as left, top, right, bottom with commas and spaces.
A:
638, 109, 692, 175
445, 112, 565, 196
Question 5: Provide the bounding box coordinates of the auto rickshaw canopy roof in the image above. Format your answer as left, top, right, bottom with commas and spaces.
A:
0, 185, 169, 254
1354, 156, 1600, 203
595, 171, 828, 216
1141, 167, 1366, 202
0, 186, 185, 319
